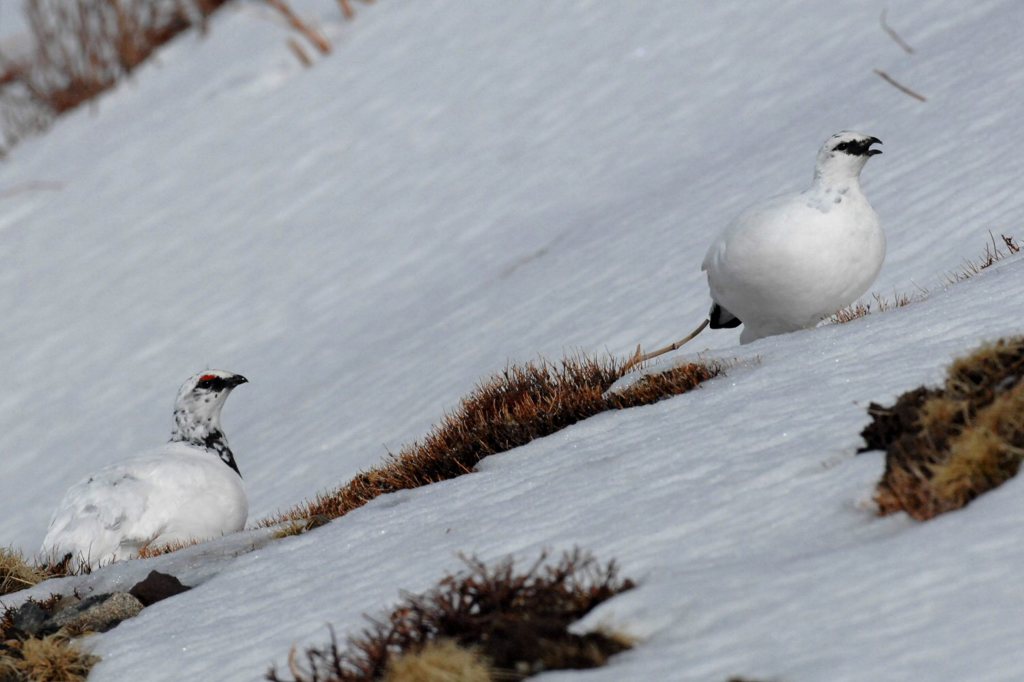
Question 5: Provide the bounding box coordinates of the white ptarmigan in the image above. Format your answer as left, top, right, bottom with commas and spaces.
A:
702, 131, 885, 344
41, 370, 249, 569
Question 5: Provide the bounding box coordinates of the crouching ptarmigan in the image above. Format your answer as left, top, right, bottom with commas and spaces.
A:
41, 370, 249, 569
702, 131, 886, 344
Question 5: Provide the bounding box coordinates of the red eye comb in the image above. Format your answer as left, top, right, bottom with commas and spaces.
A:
199, 374, 217, 382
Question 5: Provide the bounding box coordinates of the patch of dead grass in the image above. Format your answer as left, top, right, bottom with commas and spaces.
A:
829, 290, 918, 325
947, 233, 1021, 284
0, 633, 98, 682
0, 547, 49, 596
383, 640, 491, 682
135, 537, 202, 559
831, 233, 1020, 325
862, 336, 1024, 520
0, 0, 230, 152
262, 354, 720, 530
266, 549, 634, 682
1, 595, 98, 682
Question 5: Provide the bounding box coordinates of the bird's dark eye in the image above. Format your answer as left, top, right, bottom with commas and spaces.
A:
834, 141, 850, 152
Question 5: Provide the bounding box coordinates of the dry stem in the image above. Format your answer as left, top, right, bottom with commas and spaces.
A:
874, 69, 927, 102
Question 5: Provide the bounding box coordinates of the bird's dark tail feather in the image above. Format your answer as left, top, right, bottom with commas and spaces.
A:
709, 303, 742, 329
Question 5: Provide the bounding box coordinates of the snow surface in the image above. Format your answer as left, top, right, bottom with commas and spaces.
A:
2, 0, 1024, 679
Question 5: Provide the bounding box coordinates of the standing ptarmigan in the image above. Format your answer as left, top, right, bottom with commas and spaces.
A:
41, 370, 249, 569
702, 131, 885, 344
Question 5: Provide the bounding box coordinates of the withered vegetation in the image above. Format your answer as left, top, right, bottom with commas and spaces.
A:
0, 0, 231, 152
266, 549, 634, 682
262, 354, 720, 531
861, 336, 1024, 520
829, 290, 917, 324
381, 640, 491, 682
135, 537, 202, 560
1, 596, 98, 682
947, 233, 1020, 283
830, 233, 1020, 325
0, 548, 48, 597
0, 0, 370, 153
0, 548, 78, 597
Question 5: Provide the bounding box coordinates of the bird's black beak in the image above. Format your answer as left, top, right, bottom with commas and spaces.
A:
226, 374, 248, 388
866, 137, 883, 156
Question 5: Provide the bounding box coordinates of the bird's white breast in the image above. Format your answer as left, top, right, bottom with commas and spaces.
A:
704, 186, 884, 337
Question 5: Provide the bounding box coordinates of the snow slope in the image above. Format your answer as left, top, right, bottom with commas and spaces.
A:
2, 0, 1024, 679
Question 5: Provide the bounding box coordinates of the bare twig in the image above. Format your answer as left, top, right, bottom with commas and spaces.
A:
874, 69, 926, 102
1001, 233, 1021, 254
287, 38, 313, 67
880, 9, 915, 54
622, 318, 709, 373
265, 0, 332, 55
337, 0, 354, 20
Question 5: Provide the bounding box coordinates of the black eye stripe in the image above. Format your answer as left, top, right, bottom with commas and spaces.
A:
196, 377, 228, 391
832, 139, 874, 156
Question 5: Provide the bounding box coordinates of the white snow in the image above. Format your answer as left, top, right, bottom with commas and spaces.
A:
2, 0, 1024, 680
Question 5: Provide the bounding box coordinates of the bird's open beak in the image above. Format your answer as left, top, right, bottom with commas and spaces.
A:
866, 137, 883, 156
226, 374, 249, 387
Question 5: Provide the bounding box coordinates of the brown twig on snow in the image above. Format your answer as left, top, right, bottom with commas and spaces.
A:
880, 9, 915, 55
265, 0, 332, 55
287, 38, 313, 67
622, 318, 709, 373
873, 69, 927, 102
337, 0, 354, 20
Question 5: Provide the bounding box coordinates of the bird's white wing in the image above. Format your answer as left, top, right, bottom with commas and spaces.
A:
41, 460, 162, 566
41, 446, 247, 568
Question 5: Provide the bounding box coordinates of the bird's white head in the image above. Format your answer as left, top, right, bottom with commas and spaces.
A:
170, 370, 248, 474
813, 131, 882, 185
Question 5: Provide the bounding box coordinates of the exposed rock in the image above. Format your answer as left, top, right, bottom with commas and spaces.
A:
50, 592, 143, 634
129, 570, 191, 606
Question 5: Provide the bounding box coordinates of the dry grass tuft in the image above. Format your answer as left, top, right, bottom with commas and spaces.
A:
0, 548, 49, 596
947, 233, 1021, 284
383, 640, 491, 682
0, 633, 98, 682
0, 0, 229, 152
831, 233, 1021, 325
829, 290, 918, 325
1, 595, 99, 682
266, 549, 634, 682
862, 337, 1024, 520
0, 548, 82, 596
1, 0, 377, 150
135, 537, 202, 559
262, 354, 719, 530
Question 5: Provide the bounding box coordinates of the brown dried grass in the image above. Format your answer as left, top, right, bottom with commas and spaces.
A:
262, 354, 720, 531
946, 233, 1021, 284
0, 547, 48, 596
382, 640, 491, 682
266, 549, 634, 682
0, 0, 229, 152
0, 633, 98, 682
136, 537, 202, 559
0, 548, 81, 597
831, 233, 1020, 325
829, 291, 917, 325
1, 595, 98, 682
863, 337, 1024, 520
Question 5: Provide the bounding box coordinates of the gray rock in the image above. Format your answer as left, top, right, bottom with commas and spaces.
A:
49, 592, 143, 634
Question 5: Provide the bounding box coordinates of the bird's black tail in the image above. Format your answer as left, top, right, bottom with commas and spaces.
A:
709, 303, 742, 329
